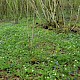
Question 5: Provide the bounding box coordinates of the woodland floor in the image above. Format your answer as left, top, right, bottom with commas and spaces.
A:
0, 18, 80, 80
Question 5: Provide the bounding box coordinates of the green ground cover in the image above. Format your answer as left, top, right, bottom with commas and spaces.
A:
0, 19, 80, 80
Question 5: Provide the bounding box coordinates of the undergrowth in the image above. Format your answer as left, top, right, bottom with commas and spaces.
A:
0, 18, 80, 80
